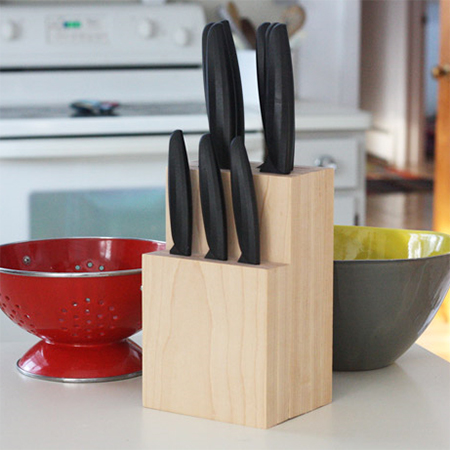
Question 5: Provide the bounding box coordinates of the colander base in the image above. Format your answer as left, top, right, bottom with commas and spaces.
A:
16, 338, 142, 382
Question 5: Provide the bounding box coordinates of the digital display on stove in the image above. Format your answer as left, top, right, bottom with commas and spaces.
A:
63, 21, 82, 29
46, 15, 110, 45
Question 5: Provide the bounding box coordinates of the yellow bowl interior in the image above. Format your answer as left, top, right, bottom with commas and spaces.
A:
334, 225, 450, 261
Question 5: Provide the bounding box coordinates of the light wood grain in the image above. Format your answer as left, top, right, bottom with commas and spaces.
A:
146, 165, 334, 428
143, 253, 289, 429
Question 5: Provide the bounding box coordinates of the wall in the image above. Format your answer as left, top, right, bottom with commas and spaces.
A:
297, 0, 361, 107
360, 0, 416, 167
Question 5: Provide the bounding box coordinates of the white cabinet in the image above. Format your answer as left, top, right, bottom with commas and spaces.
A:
294, 101, 371, 225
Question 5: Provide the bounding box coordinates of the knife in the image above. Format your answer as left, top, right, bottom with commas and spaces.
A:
229, 136, 260, 265
168, 130, 192, 256
205, 22, 236, 170
199, 133, 228, 261
259, 23, 295, 175
221, 20, 245, 140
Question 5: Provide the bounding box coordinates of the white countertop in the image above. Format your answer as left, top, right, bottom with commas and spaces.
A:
0, 342, 448, 450
294, 100, 372, 132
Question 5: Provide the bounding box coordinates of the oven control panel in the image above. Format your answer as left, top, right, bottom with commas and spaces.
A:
0, 3, 205, 68
46, 15, 110, 45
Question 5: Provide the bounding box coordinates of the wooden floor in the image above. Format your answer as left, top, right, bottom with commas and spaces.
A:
366, 191, 450, 362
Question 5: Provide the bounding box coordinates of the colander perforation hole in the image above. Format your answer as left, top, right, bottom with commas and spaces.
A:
5, 296, 10, 301
15, 304, 20, 309
99, 265, 105, 271
97, 314, 103, 319
61, 327, 68, 331
98, 300, 104, 306
72, 302, 78, 307
85, 298, 91, 303
85, 309, 90, 314
112, 315, 119, 321
86, 319, 92, 324
58, 318, 64, 323
87, 262, 93, 268
74, 315, 79, 320
109, 306, 115, 312
61, 308, 67, 313
25, 314, 30, 319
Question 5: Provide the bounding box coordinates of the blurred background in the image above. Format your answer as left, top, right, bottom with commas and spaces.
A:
0, 0, 448, 359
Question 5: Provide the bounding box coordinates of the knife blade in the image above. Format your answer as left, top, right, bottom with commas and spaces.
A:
205, 22, 236, 170
259, 23, 295, 175
221, 20, 245, 140
230, 136, 260, 265
199, 133, 228, 261
168, 129, 192, 256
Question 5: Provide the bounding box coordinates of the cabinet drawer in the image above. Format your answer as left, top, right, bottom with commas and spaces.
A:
295, 138, 359, 189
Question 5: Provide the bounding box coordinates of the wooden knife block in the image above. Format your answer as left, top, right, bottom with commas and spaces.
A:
142, 165, 334, 429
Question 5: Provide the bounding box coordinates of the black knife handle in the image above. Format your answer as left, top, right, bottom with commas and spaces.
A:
230, 136, 260, 265
168, 130, 192, 256
260, 23, 295, 175
256, 22, 271, 132
202, 22, 214, 117
199, 133, 228, 261
221, 20, 245, 140
205, 22, 236, 170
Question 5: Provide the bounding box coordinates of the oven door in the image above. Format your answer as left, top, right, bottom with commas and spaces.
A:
0, 132, 264, 245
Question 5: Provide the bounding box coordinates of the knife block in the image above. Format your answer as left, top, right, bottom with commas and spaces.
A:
142, 165, 334, 429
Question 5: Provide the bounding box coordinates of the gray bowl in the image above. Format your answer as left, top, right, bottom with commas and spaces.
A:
333, 225, 450, 371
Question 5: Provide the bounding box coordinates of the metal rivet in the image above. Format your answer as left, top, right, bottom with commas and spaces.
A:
23, 256, 31, 265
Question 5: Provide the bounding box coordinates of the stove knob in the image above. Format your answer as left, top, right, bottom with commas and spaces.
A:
1, 20, 20, 41
138, 19, 156, 39
173, 27, 190, 46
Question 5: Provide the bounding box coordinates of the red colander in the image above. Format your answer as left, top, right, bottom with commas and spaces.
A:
0, 237, 165, 383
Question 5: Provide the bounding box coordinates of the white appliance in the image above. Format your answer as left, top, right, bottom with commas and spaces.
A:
0, 2, 263, 247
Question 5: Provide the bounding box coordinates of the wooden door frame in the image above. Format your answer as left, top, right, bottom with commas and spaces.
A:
433, 0, 450, 321
406, 0, 427, 169
433, 0, 450, 232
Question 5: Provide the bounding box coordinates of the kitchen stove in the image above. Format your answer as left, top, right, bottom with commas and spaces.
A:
0, 2, 263, 342
0, 2, 263, 243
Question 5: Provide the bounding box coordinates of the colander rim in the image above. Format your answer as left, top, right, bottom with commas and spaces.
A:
0, 236, 165, 278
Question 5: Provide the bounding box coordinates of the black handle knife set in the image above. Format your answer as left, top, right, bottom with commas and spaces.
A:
168, 20, 295, 266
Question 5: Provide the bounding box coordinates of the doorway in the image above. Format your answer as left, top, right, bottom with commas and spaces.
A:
424, 0, 440, 163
